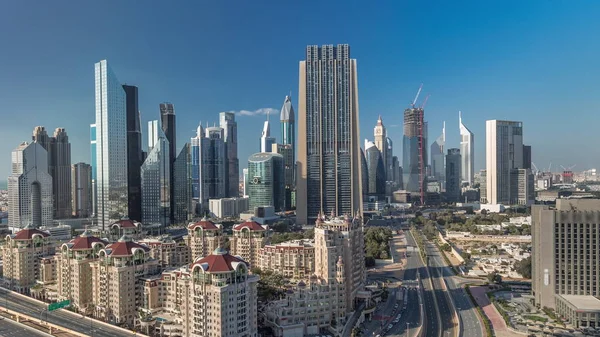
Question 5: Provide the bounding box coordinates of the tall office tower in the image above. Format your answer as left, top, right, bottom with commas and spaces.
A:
141, 121, 171, 226
191, 124, 227, 215
314, 213, 365, 315
272, 143, 294, 210
160, 103, 176, 222
173, 143, 192, 224
373, 116, 388, 177
402, 107, 428, 195
445, 148, 462, 203
94, 60, 128, 229
364, 140, 386, 199
392, 156, 402, 188
360, 148, 369, 200
485, 120, 524, 205
123, 85, 142, 221
523, 145, 532, 170
90, 124, 97, 216
247, 152, 285, 211
242, 168, 249, 197
280, 94, 295, 164
297, 44, 363, 224
219, 112, 239, 197
260, 114, 275, 153
71, 162, 92, 218
8, 142, 53, 228
532, 199, 600, 327
459, 111, 474, 185
431, 122, 446, 187
511, 168, 535, 205
385, 137, 393, 181
479, 170, 488, 203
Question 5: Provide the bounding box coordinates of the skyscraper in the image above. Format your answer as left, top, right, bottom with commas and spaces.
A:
459, 111, 474, 185
32, 126, 72, 219
219, 112, 239, 197
247, 152, 285, 211
373, 116, 388, 178
272, 143, 294, 210
173, 143, 192, 224
522, 145, 532, 170
191, 124, 227, 215
71, 162, 92, 218
8, 142, 53, 228
445, 148, 461, 203
94, 60, 128, 229
160, 102, 176, 221
141, 121, 170, 226
260, 114, 275, 153
297, 44, 363, 224
360, 148, 369, 201
485, 120, 524, 205
385, 137, 393, 182
242, 168, 249, 198
123, 85, 142, 222
430, 122, 445, 187
280, 95, 296, 190
90, 124, 97, 216
402, 107, 428, 194
364, 140, 386, 199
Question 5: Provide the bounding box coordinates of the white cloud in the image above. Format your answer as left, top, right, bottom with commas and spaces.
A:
389, 124, 400, 128
231, 108, 279, 117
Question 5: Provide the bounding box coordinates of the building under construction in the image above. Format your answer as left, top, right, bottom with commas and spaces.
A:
402, 106, 428, 199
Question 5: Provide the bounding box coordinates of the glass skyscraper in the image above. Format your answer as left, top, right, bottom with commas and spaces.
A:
160, 103, 176, 221
247, 152, 285, 211
364, 140, 386, 199
191, 124, 227, 215
219, 112, 239, 198
94, 60, 128, 229
123, 85, 142, 222
402, 108, 428, 194
297, 44, 363, 224
90, 124, 97, 216
141, 121, 171, 226
173, 143, 192, 224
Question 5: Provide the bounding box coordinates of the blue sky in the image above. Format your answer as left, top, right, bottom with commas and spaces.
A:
1, 1, 600, 181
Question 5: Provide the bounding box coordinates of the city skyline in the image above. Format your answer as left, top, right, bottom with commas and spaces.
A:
2, 2, 600, 181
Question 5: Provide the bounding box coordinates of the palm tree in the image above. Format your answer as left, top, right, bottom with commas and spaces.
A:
351, 326, 363, 337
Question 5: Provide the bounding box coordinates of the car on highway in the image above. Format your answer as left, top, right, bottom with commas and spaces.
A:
388, 324, 393, 330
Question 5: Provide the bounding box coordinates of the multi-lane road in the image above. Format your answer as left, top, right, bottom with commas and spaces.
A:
0, 316, 51, 336
0, 288, 139, 337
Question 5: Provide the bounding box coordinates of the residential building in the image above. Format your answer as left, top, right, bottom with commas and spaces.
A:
459, 111, 474, 185
123, 85, 143, 222
479, 170, 488, 204
1, 225, 54, 293
431, 122, 445, 189
403, 106, 428, 194
532, 199, 600, 328
94, 60, 128, 229
191, 124, 227, 215
364, 140, 386, 199
220, 112, 239, 198
258, 239, 315, 279
230, 220, 268, 268
90, 124, 97, 216
8, 142, 53, 228
139, 236, 191, 268
445, 148, 461, 203
272, 143, 294, 210
185, 218, 224, 260
511, 168, 535, 205
160, 102, 177, 222
247, 152, 285, 211
173, 143, 192, 224
108, 218, 142, 241
141, 120, 171, 227
209, 197, 249, 218
91, 236, 159, 326
71, 162, 92, 218
297, 44, 363, 224
56, 231, 108, 313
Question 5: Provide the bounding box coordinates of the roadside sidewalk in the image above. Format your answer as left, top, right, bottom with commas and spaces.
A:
470, 286, 527, 337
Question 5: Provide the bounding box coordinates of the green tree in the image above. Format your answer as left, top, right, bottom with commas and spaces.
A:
514, 256, 532, 278
487, 271, 503, 284
441, 243, 451, 252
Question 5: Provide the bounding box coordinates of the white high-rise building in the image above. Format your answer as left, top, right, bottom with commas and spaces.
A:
485, 120, 524, 205
259, 114, 275, 153
94, 60, 128, 229
141, 120, 171, 226
8, 142, 53, 228
430, 122, 446, 186
459, 111, 474, 185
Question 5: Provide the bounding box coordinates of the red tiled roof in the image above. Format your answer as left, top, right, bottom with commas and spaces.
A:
113, 219, 139, 228
188, 220, 219, 230
192, 249, 246, 272
233, 221, 265, 231
13, 228, 50, 240
105, 240, 150, 256
69, 235, 107, 250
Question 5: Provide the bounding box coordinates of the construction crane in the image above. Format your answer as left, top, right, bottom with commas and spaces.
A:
411, 83, 423, 108
560, 164, 577, 171
420, 94, 430, 109
532, 162, 540, 176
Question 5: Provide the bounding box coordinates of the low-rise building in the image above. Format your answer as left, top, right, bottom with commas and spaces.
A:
209, 197, 249, 219
258, 239, 315, 279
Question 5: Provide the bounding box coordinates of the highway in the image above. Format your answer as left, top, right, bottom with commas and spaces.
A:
424, 241, 484, 337
0, 288, 139, 337
0, 316, 51, 336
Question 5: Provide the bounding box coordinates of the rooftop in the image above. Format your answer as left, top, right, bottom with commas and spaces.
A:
557, 295, 600, 311
233, 220, 266, 231
187, 218, 219, 231
11, 225, 50, 240
192, 248, 247, 273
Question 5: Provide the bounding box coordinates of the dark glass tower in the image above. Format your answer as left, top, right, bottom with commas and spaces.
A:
123, 85, 142, 221
160, 102, 176, 222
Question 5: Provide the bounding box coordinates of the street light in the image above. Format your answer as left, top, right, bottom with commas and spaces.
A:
406, 322, 410, 337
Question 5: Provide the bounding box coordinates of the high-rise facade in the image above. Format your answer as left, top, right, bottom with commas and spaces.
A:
94, 60, 128, 229
431, 122, 445, 187
373, 116, 388, 178
280, 95, 295, 156
220, 112, 239, 198
459, 111, 474, 185
141, 121, 171, 226
445, 148, 461, 203
392, 156, 402, 188
247, 152, 285, 211
485, 120, 524, 205
242, 168, 249, 197
8, 142, 53, 228
272, 143, 294, 210
260, 117, 275, 153
123, 85, 143, 222
402, 107, 428, 194
90, 124, 97, 216
71, 162, 92, 218
385, 137, 393, 182
173, 143, 192, 224
523, 145, 532, 170
364, 140, 386, 198
160, 103, 176, 222
297, 44, 363, 224
191, 124, 227, 215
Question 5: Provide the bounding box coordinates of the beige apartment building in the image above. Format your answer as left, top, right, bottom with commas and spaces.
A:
109, 218, 143, 241
184, 218, 224, 260
140, 236, 191, 268
1, 225, 54, 293
91, 235, 159, 326
532, 199, 600, 328
230, 220, 269, 268
141, 248, 259, 337
56, 230, 108, 313
258, 239, 315, 279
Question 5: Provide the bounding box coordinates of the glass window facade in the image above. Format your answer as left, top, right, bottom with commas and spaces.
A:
247, 152, 285, 211
141, 127, 171, 226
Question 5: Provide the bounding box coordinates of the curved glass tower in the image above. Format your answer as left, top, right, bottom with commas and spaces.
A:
141, 121, 170, 226
247, 152, 284, 211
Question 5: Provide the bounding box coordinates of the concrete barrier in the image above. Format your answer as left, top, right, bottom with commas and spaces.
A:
2, 307, 88, 336
442, 278, 461, 337
437, 232, 465, 264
